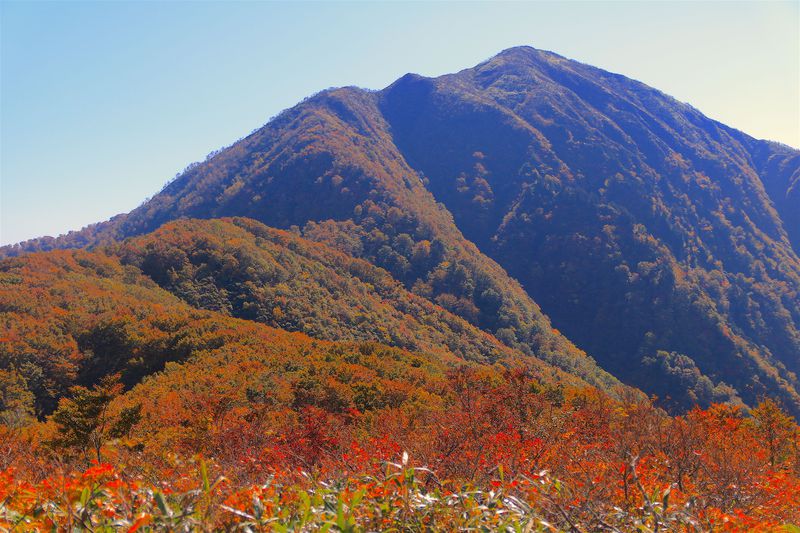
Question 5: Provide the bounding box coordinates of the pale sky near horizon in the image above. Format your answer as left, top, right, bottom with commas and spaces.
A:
1, 1, 798, 246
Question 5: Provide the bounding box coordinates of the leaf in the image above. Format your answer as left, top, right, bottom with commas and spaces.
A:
336, 498, 346, 530
662, 484, 672, 511
252, 495, 264, 521
154, 491, 172, 518
127, 514, 151, 533
351, 488, 365, 508
79, 487, 90, 507
200, 459, 210, 493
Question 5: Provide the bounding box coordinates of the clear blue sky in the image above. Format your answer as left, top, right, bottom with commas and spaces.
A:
2, 1, 798, 246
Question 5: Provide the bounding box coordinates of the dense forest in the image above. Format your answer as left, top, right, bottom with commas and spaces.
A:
4, 48, 797, 415
1, 244, 798, 528
2, 46, 800, 529
379, 48, 800, 413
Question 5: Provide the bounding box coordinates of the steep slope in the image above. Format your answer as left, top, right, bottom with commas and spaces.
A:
380, 47, 800, 412
3, 84, 619, 392
741, 138, 800, 253
111, 217, 575, 380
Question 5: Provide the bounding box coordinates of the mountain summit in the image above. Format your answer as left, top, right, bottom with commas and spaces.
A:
5, 46, 800, 413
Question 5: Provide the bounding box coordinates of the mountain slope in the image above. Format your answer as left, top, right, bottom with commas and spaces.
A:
4, 46, 799, 413
0, 249, 459, 427
3, 82, 619, 392
378, 47, 800, 412
0, 244, 589, 418
0, 248, 212, 413
742, 138, 800, 253
111, 217, 581, 382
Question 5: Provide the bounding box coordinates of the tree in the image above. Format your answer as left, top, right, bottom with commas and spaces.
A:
0, 369, 35, 429
751, 398, 796, 468
49, 374, 140, 462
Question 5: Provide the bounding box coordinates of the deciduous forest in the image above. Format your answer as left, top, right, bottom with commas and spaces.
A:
2, 46, 799, 530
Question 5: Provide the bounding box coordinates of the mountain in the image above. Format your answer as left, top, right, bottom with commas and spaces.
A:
379, 47, 800, 412
4, 46, 799, 414
4, 84, 617, 393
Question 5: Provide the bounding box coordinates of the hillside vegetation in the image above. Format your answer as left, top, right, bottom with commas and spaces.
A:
4, 47, 797, 414
0, 241, 593, 419
2, 46, 800, 530
1, 250, 797, 528
113, 217, 596, 383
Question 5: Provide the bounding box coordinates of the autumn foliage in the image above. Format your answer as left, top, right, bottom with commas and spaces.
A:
3, 44, 800, 531
2, 229, 800, 530
1, 373, 799, 530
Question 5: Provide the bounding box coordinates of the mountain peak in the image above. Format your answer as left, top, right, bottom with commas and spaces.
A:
488, 45, 565, 65
460, 45, 571, 88
495, 45, 539, 56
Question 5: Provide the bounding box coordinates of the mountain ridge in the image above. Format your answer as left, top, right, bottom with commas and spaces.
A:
4, 47, 796, 250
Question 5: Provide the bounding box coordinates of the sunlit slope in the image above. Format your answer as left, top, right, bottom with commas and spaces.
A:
0, 234, 597, 416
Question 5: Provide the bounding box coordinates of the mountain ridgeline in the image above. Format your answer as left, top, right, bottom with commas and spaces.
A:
4, 46, 799, 414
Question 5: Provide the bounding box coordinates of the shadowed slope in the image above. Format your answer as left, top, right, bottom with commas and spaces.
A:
380, 46, 800, 412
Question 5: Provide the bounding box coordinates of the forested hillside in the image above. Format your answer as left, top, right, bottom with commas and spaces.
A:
112, 217, 586, 381
4, 47, 797, 414
1, 240, 601, 421
2, 45, 800, 530
379, 46, 800, 413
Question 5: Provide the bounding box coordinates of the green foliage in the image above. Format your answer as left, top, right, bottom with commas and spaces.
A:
49, 374, 127, 461
640, 351, 740, 410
